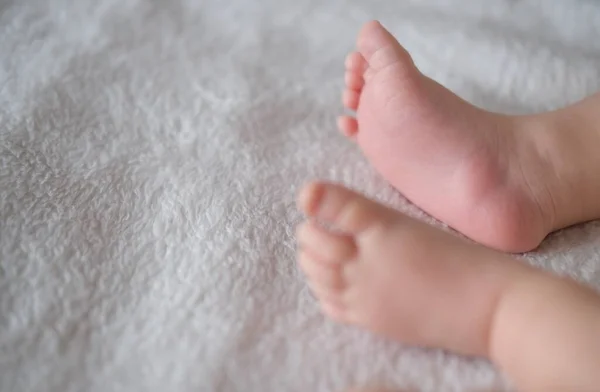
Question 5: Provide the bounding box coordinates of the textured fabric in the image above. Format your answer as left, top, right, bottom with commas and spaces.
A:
1, 1, 600, 391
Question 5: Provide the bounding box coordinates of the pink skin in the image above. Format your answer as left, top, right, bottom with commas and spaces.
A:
339, 21, 600, 253
297, 182, 600, 392
297, 20, 600, 391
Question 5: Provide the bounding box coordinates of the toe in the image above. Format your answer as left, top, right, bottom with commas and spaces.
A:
297, 221, 358, 263
342, 89, 360, 111
298, 249, 346, 290
345, 51, 368, 73
337, 115, 358, 138
298, 182, 394, 234
345, 70, 364, 92
357, 20, 414, 73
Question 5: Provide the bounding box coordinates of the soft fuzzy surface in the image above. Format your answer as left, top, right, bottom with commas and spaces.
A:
2, 1, 600, 391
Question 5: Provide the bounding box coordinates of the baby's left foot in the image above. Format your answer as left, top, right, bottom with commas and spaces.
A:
296, 182, 522, 356
339, 21, 600, 253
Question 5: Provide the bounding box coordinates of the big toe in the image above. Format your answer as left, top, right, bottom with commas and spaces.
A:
357, 21, 413, 72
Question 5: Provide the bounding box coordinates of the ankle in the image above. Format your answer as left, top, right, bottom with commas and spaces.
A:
489, 269, 600, 390
522, 110, 600, 230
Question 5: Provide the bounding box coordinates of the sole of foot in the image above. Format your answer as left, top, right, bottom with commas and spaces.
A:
338, 21, 600, 252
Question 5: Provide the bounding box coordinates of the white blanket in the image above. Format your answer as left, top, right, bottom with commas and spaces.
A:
2, 1, 600, 391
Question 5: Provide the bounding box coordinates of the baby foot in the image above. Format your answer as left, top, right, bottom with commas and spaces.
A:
297, 182, 600, 391
339, 21, 559, 252
296, 182, 521, 356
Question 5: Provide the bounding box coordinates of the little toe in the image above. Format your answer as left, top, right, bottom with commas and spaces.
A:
298, 182, 395, 234
298, 249, 345, 290
297, 221, 358, 263
345, 70, 364, 92
345, 51, 368, 73
342, 89, 360, 111
337, 115, 358, 138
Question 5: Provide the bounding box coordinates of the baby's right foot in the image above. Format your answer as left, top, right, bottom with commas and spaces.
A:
340, 21, 600, 252
297, 182, 600, 391
296, 182, 520, 356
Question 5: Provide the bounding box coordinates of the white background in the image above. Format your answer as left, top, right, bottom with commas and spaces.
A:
2, 1, 600, 391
